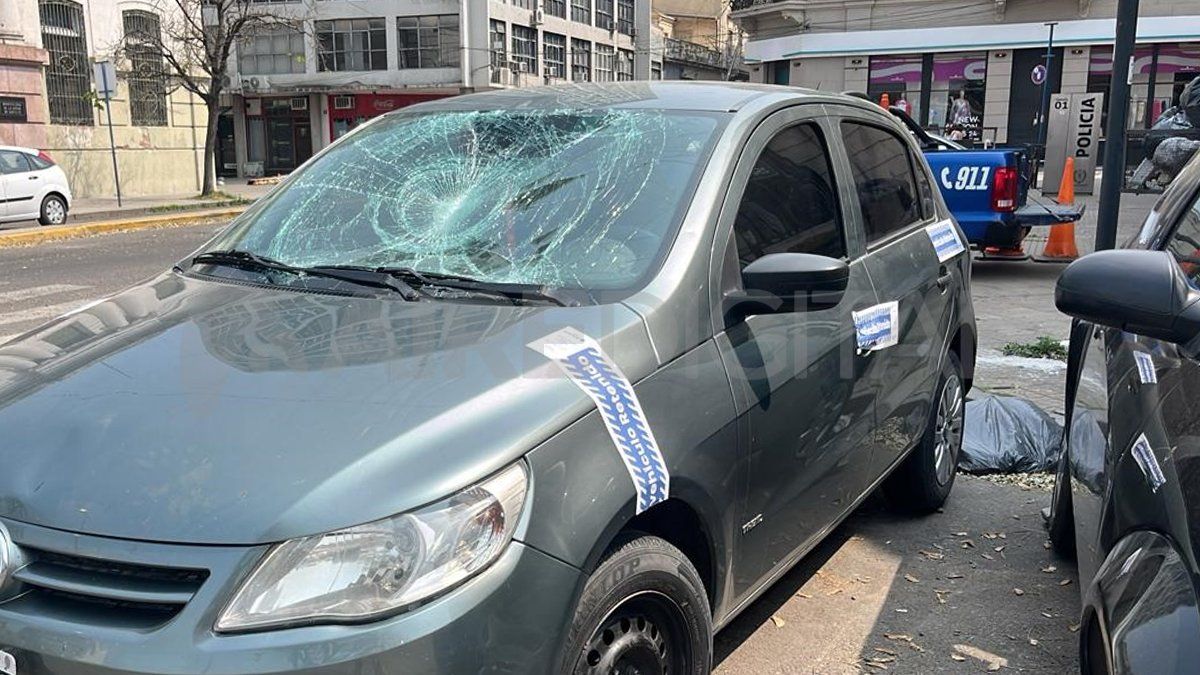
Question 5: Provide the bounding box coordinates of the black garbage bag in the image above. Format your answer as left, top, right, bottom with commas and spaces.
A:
959, 394, 1063, 474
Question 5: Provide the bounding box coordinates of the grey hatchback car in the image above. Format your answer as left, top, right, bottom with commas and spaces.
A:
0, 83, 975, 674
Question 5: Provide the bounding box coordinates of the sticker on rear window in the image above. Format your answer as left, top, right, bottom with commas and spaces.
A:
853, 301, 899, 352
0, 650, 15, 675
1134, 351, 1157, 384
925, 221, 965, 262
529, 327, 669, 513
1130, 433, 1166, 493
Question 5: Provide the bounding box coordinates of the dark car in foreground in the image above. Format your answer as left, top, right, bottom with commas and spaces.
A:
0, 83, 975, 673
1050, 150, 1200, 674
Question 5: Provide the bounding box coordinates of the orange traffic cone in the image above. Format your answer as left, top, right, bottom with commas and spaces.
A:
1037, 157, 1080, 262
879, 92, 891, 109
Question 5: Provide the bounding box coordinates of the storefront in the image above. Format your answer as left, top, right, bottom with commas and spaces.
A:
867, 51, 987, 141
244, 96, 314, 176
328, 93, 449, 141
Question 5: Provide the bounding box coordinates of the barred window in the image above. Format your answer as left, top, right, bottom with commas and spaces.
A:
316, 18, 387, 72
39, 0, 93, 125
570, 0, 591, 25
571, 38, 591, 82
238, 26, 306, 75
594, 43, 614, 82
595, 0, 613, 30
122, 10, 167, 126
513, 0, 535, 9
545, 0, 566, 18
511, 25, 537, 75
617, 0, 634, 35
617, 48, 634, 81
397, 15, 460, 69
489, 20, 506, 83
543, 32, 566, 79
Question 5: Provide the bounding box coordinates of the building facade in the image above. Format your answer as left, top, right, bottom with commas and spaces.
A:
651, 0, 746, 80
221, 0, 653, 179
0, 0, 208, 199
731, 0, 1200, 147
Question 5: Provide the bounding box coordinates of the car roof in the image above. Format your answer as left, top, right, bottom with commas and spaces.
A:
0, 146, 38, 155
404, 81, 878, 115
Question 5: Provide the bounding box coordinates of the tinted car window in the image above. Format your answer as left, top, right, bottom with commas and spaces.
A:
0, 151, 32, 174
1166, 188, 1200, 285
840, 122, 922, 242
28, 154, 53, 169
733, 123, 844, 265
206, 109, 723, 292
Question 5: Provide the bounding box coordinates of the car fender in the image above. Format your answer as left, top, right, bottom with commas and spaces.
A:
1084, 530, 1200, 674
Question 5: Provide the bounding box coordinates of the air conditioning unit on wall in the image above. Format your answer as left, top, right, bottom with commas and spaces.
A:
290, 96, 308, 111
532, 8, 544, 25
333, 95, 354, 110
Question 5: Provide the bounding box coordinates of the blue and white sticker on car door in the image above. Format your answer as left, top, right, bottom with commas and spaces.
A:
529, 327, 669, 514
925, 220, 966, 263
853, 301, 899, 352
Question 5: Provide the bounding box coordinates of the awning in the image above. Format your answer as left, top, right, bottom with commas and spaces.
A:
745, 15, 1200, 63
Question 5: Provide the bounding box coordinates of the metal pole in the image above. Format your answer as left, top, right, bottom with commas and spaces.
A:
1035, 22, 1058, 188
100, 65, 122, 207
1096, 0, 1141, 251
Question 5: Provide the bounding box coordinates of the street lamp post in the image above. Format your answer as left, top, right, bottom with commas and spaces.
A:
1035, 22, 1058, 189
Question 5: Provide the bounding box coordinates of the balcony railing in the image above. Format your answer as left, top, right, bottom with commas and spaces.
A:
663, 37, 727, 70
730, 0, 776, 10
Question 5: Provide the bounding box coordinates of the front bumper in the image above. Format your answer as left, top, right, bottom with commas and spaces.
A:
0, 518, 581, 674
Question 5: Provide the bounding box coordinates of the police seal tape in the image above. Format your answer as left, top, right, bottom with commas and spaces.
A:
530, 327, 669, 513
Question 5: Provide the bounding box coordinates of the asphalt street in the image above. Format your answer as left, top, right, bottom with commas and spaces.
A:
0, 219, 1084, 673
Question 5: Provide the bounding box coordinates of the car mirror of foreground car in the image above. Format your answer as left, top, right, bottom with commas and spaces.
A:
727, 252, 850, 320
1056, 249, 1200, 351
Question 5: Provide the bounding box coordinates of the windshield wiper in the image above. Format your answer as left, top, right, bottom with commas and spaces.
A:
376, 267, 578, 307
189, 251, 421, 301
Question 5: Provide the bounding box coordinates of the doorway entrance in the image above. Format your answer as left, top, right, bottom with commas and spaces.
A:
1006, 47, 1064, 150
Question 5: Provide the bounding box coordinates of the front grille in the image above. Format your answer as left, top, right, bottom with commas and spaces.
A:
7, 547, 209, 628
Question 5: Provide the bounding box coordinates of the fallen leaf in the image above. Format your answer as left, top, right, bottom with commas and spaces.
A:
1041, 612, 1053, 619
919, 550, 945, 560
994, 545, 1006, 553
869, 655, 897, 664
1043, 541, 1052, 549
1069, 623, 1081, 633
885, 634, 912, 642
1013, 588, 1025, 596
947, 573, 965, 579
1060, 579, 1073, 586
770, 615, 786, 628
863, 662, 888, 670
951, 654, 966, 662
988, 663, 1001, 672
1042, 565, 1058, 573
983, 532, 998, 540
981, 553, 994, 560
961, 540, 975, 549
796, 592, 812, 599
953, 531, 968, 536
895, 608, 909, 613
1030, 638, 1039, 646
874, 647, 898, 656
934, 589, 951, 605
999, 533, 1007, 539
829, 588, 844, 596
904, 573, 920, 583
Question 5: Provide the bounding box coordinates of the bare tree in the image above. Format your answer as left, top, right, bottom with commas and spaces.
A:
118, 0, 302, 196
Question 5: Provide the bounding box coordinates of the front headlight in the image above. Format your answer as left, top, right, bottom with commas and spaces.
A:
215, 462, 528, 632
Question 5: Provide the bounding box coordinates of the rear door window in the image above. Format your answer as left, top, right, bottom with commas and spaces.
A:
1165, 188, 1200, 285
839, 122, 923, 243
732, 122, 845, 265
0, 151, 32, 174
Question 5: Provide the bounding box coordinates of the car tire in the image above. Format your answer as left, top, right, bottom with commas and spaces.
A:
38, 194, 68, 226
884, 350, 965, 512
1046, 441, 1077, 557
560, 534, 711, 675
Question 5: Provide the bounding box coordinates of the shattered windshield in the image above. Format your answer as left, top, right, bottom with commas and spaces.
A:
208, 108, 723, 291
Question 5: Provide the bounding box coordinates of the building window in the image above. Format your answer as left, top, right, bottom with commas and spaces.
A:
867, 54, 922, 121
397, 15, 460, 69
571, 38, 591, 82
617, 0, 634, 35
545, 0, 566, 19
237, 26, 306, 75
316, 18, 387, 72
122, 10, 167, 126
651, 61, 662, 80
544, 32, 566, 79
511, 25, 538, 75
594, 44, 614, 82
513, 0, 536, 9
595, 0, 614, 30
571, 0, 591, 25
39, 0, 93, 126
490, 20, 507, 83
617, 48, 633, 81
931, 52, 986, 142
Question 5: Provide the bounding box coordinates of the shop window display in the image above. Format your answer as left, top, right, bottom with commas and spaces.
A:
930, 52, 986, 143
868, 54, 922, 122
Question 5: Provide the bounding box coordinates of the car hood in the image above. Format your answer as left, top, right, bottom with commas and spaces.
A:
0, 273, 655, 545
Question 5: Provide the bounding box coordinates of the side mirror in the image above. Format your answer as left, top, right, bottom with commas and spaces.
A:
728, 252, 850, 318
1055, 250, 1200, 347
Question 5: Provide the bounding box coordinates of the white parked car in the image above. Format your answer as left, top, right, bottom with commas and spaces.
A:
0, 145, 72, 226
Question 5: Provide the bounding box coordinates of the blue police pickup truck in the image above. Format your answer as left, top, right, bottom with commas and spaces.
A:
889, 107, 1083, 257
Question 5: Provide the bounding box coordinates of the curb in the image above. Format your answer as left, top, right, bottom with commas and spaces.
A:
0, 207, 246, 249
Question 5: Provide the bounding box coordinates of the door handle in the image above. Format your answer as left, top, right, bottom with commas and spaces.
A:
28, 175, 38, 180
936, 269, 953, 292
